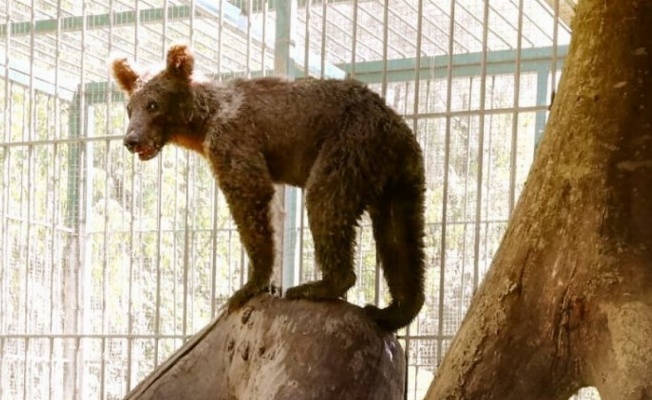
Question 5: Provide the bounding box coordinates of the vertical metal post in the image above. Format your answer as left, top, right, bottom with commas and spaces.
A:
509, 0, 525, 214
100, 2, 115, 397
246, 0, 252, 78
76, 5, 90, 398
380, 0, 389, 98
0, 1, 9, 397
63, 88, 83, 400
302, 0, 311, 78
299, 0, 310, 283
274, 0, 299, 294
405, 0, 424, 397
24, 2, 37, 396
471, 0, 490, 292
538, 0, 561, 152
126, 2, 141, 391
438, 0, 457, 369
261, 0, 269, 76
349, 0, 358, 79
275, 0, 296, 77
550, 0, 560, 107
534, 68, 550, 149
81, 106, 95, 400
0, 0, 10, 275
211, 0, 226, 318
319, 0, 327, 79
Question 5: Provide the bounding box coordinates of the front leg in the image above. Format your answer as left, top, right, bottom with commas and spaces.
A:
215, 156, 276, 312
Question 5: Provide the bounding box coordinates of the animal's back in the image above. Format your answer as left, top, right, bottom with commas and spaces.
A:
227, 77, 417, 187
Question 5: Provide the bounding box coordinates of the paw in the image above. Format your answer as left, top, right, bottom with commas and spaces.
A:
284, 284, 312, 300
227, 282, 271, 313
284, 281, 343, 301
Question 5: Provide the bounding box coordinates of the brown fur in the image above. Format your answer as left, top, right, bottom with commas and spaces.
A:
111, 58, 141, 94
111, 44, 426, 331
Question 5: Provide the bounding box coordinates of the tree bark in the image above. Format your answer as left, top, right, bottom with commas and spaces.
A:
123, 294, 405, 400
425, 1, 652, 399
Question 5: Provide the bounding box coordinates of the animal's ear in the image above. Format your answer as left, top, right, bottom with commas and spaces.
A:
111, 57, 140, 95
166, 44, 194, 80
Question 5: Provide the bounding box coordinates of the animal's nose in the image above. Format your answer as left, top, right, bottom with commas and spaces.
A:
124, 134, 139, 152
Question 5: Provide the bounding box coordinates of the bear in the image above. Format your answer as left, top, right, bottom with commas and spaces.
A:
111, 44, 426, 331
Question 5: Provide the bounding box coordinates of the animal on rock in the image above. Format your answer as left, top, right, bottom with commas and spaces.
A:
111, 44, 426, 331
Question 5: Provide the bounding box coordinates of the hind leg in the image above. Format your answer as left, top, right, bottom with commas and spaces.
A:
364, 182, 426, 331
285, 156, 365, 301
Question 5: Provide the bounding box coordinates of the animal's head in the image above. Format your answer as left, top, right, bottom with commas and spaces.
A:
111, 45, 196, 160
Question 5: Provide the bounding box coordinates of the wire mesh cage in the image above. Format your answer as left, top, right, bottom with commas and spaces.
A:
1, 0, 600, 399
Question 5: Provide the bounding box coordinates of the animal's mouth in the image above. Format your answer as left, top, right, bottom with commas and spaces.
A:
131, 144, 161, 161
136, 147, 159, 161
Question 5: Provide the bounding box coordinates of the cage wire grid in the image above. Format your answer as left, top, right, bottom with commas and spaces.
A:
0, 0, 599, 399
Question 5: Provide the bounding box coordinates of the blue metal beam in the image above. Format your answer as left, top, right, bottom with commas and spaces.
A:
0, 6, 196, 37
336, 45, 568, 83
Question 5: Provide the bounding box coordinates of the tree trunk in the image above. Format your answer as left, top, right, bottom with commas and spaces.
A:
425, 1, 652, 399
123, 294, 405, 400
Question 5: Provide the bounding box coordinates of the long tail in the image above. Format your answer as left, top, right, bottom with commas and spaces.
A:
365, 164, 426, 331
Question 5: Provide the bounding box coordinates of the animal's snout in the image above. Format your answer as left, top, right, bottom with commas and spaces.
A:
124, 134, 140, 152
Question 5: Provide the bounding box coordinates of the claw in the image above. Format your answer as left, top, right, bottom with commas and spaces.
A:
284, 281, 345, 301
227, 282, 271, 313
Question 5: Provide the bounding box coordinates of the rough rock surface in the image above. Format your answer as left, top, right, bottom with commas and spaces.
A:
124, 294, 405, 400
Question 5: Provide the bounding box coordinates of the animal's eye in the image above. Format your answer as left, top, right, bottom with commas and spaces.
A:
147, 101, 158, 112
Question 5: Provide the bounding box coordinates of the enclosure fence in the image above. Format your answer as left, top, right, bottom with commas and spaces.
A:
1, 0, 599, 399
